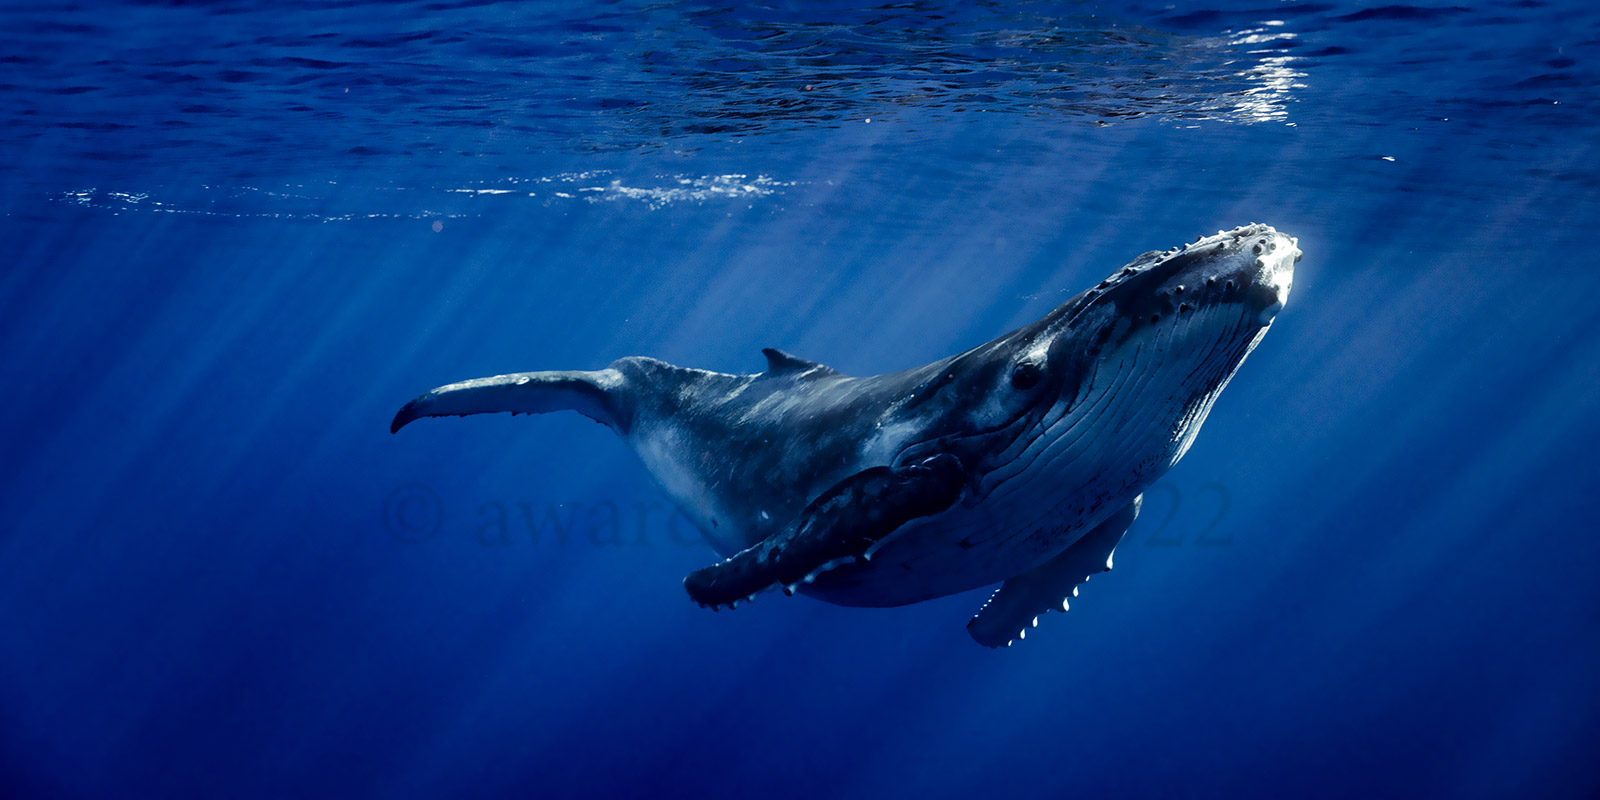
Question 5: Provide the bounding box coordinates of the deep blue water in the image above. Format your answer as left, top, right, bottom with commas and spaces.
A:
3, 1, 1599, 797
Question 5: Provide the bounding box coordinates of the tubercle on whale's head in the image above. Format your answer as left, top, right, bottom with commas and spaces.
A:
1078, 223, 1299, 340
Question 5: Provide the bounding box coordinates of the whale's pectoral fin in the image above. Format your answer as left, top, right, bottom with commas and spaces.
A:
967, 495, 1141, 648
684, 454, 965, 609
390, 368, 628, 434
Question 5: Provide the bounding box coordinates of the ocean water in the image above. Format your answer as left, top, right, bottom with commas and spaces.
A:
3, 1, 1598, 797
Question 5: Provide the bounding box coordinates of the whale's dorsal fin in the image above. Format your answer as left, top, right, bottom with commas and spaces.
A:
761, 348, 839, 378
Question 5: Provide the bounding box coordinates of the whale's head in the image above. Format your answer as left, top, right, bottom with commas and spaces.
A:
890, 224, 1297, 522
1029, 222, 1298, 476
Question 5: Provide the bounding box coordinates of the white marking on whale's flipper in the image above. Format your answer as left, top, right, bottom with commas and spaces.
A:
966, 495, 1141, 648
682, 455, 966, 608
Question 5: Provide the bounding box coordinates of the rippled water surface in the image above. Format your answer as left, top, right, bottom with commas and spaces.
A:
3, 2, 1598, 799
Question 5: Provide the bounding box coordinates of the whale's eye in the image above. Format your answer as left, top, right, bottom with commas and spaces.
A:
1010, 362, 1043, 391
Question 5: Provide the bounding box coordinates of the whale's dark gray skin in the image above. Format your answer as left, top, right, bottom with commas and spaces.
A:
393, 223, 1299, 646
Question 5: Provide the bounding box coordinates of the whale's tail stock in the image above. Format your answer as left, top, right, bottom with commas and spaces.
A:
390, 368, 628, 434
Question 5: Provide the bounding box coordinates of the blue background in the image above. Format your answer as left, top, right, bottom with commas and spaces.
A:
2, 1, 1597, 797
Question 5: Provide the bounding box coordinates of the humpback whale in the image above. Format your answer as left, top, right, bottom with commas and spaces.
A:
393, 223, 1299, 646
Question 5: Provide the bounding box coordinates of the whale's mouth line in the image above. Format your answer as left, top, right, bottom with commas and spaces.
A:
889, 406, 1045, 478
969, 351, 1126, 512
892, 354, 1109, 505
